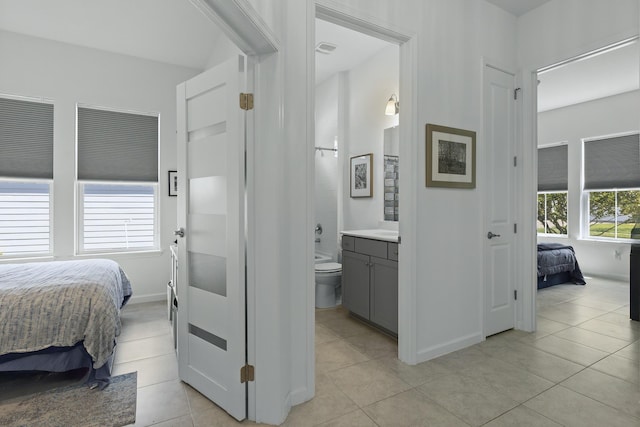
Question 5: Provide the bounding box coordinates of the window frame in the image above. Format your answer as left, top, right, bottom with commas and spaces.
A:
582, 132, 640, 242
75, 103, 160, 255
0, 178, 54, 258
76, 180, 160, 255
584, 188, 640, 242
537, 190, 569, 236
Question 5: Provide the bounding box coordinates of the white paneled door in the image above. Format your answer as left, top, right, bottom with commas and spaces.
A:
176, 56, 248, 421
484, 64, 516, 337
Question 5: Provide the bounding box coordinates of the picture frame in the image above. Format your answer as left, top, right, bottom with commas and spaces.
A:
350, 153, 373, 198
168, 170, 178, 196
426, 123, 476, 189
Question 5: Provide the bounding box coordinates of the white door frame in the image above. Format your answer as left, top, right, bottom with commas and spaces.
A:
516, 69, 538, 333
313, 1, 419, 364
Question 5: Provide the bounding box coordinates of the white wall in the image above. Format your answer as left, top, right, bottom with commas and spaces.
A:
538, 90, 640, 280
306, 0, 517, 366
314, 74, 340, 259
343, 44, 399, 230
0, 30, 201, 302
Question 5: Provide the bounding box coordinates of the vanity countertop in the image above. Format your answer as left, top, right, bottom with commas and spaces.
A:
341, 229, 399, 243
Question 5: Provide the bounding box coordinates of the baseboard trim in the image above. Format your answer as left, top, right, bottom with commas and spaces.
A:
415, 332, 483, 364
127, 293, 165, 305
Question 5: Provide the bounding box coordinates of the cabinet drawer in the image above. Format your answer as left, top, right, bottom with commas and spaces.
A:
355, 237, 387, 259
388, 243, 398, 261
342, 235, 355, 251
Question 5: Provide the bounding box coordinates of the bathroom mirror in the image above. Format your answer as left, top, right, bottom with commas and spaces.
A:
383, 126, 399, 221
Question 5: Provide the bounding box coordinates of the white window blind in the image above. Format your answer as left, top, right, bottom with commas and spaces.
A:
79, 183, 156, 252
584, 134, 640, 190
0, 181, 51, 256
538, 145, 568, 191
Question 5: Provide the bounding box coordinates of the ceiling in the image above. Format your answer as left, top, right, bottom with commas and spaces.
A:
0, 0, 221, 70
0, 0, 637, 112
538, 40, 639, 112
315, 19, 395, 85
485, 0, 552, 16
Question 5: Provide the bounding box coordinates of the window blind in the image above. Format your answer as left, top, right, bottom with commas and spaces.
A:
0, 181, 51, 255
538, 144, 568, 191
0, 97, 54, 179
584, 134, 640, 190
77, 107, 158, 182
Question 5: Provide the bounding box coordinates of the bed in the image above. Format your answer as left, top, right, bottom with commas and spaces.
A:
0, 259, 132, 388
537, 243, 586, 289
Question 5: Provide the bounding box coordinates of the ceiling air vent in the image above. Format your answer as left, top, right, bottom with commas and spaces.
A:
315, 42, 337, 55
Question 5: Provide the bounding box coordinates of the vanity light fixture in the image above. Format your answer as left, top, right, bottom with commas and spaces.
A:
385, 94, 399, 115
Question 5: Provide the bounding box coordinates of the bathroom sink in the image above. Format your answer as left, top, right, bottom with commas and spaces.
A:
340, 229, 399, 242
373, 230, 398, 236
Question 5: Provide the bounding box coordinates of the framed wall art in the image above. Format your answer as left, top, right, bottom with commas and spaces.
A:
426, 123, 476, 189
350, 153, 373, 198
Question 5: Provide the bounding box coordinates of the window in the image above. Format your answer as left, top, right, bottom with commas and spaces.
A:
77, 106, 159, 253
79, 183, 156, 251
0, 96, 53, 257
538, 192, 568, 234
584, 133, 640, 240
537, 144, 568, 235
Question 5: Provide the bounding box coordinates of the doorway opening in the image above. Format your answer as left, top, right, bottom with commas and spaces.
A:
534, 36, 639, 320
311, 5, 415, 371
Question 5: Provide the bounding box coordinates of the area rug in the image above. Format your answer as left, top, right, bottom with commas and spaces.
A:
0, 372, 137, 427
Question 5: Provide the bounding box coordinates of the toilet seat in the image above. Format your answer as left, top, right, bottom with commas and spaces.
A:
315, 262, 342, 274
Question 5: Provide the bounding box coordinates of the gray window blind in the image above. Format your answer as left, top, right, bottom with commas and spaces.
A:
0, 97, 54, 179
77, 107, 158, 182
584, 134, 640, 190
538, 145, 568, 191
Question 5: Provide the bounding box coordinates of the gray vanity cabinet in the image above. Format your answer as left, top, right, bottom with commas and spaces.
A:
341, 235, 398, 335
370, 257, 398, 333
342, 251, 370, 319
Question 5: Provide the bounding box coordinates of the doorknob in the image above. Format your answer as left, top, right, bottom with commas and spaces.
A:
487, 231, 501, 239
174, 227, 185, 238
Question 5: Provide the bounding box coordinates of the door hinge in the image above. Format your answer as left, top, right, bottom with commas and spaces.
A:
239, 93, 254, 110
514, 88, 521, 100
513, 156, 517, 167
514, 290, 518, 300
514, 223, 517, 234
240, 364, 255, 383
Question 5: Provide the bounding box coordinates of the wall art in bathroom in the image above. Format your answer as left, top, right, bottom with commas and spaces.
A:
426, 123, 476, 189
350, 153, 373, 198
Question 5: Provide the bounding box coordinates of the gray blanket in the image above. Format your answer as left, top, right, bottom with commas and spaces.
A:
0, 259, 132, 368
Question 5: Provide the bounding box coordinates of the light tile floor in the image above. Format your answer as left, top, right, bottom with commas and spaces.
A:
118, 275, 639, 426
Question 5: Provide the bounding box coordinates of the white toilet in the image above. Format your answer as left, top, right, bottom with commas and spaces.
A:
315, 262, 342, 308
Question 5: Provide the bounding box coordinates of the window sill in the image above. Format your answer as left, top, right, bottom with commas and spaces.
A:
75, 249, 164, 259
578, 237, 639, 244
0, 255, 54, 263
